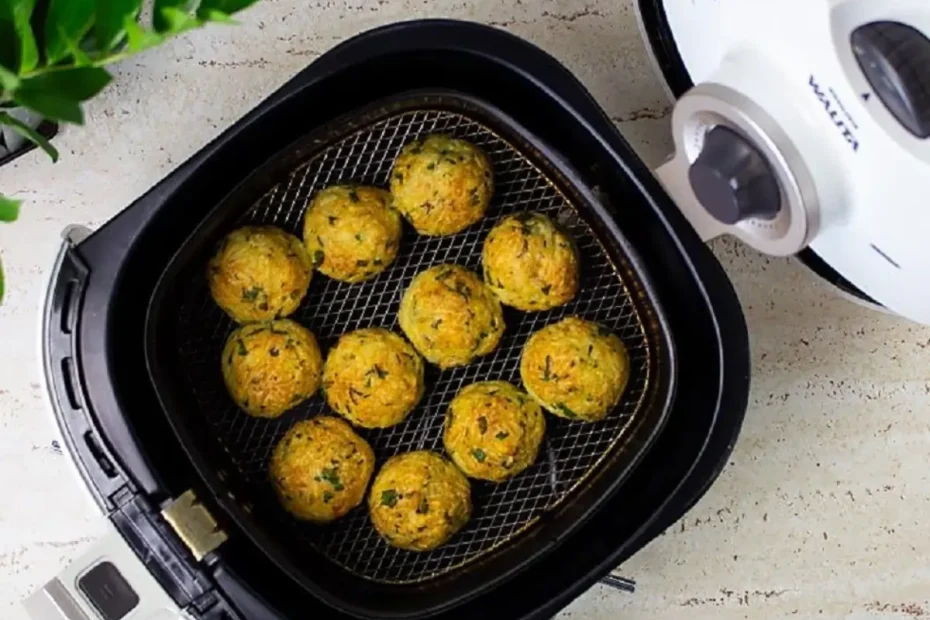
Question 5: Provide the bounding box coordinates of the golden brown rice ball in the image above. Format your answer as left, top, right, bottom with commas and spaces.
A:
390, 134, 494, 236
269, 417, 375, 523
482, 212, 580, 311
398, 264, 505, 369
368, 451, 472, 551
303, 185, 402, 283
208, 226, 312, 323
519, 317, 629, 422
221, 319, 323, 418
322, 328, 425, 429
443, 381, 546, 482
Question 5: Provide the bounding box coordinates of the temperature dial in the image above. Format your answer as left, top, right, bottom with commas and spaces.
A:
688, 125, 781, 225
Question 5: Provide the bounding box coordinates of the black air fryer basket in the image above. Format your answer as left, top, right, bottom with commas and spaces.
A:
42, 19, 750, 620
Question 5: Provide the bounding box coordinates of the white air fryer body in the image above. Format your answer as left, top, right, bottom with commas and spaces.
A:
645, 0, 930, 325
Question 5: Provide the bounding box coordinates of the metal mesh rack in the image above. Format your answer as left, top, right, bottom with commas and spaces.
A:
173, 107, 651, 584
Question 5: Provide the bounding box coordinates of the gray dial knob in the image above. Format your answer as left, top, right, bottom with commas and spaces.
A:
852, 21, 930, 139
688, 126, 781, 225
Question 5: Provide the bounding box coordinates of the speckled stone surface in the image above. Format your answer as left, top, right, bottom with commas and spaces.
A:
2, 1, 930, 618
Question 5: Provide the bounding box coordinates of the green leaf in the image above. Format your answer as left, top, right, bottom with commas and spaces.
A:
4, 0, 39, 73
95, 0, 142, 51
13, 89, 82, 123
44, 0, 94, 65
152, 0, 194, 32
198, 0, 261, 15
0, 111, 58, 161
19, 66, 111, 102
0, 63, 19, 92
0, 195, 20, 222
63, 33, 92, 66
124, 17, 163, 53
198, 9, 235, 24
0, 13, 17, 72
157, 6, 200, 34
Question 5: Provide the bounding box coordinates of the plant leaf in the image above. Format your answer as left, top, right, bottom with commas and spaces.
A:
0, 12, 17, 72
0, 63, 20, 92
95, 0, 142, 51
63, 33, 92, 66
198, 9, 235, 25
12, 89, 82, 123
44, 0, 94, 64
152, 0, 194, 32
124, 17, 163, 53
19, 66, 111, 102
0, 111, 58, 161
0, 194, 21, 222
3, 0, 39, 73
157, 6, 200, 34
198, 0, 261, 15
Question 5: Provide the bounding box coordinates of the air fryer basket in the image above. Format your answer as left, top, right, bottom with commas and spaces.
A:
147, 92, 675, 616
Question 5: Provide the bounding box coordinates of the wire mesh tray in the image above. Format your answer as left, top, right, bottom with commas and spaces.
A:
156, 93, 669, 587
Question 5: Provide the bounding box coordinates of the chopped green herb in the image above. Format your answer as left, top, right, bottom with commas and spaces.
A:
472, 448, 487, 463
541, 284, 552, 295
242, 286, 262, 302
328, 215, 339, 225
320, 468, 344, 491
348, 189, 360, 203
426, 162, 436, 171
349, 386, 366, 404
373, 258, 384, 266
322, 491, 334, 503
421, 201, 434, 214
356, 259, 369, 267
587, 344, 594, 356
542, 355, 552, 380
435, 267, 456, 282
269, 347, 280, 357
417, 497, 430, 514
355, 233, 363, 242
394, 172, 404, 183
517, 239, 529, 257
431, 318, 443, 329
381, 489, 398, 507
258, 301, 269, 311
312, 250, 325, 267
237, 340, 248, 356
478, 416, 488, 434
496, 431, 509, 440
556, 403, 578, 419
373, 364, 388, 379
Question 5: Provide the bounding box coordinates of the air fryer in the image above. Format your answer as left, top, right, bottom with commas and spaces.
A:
30, 19, 750, 620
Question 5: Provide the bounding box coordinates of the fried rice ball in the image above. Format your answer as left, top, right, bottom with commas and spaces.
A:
208, 225, 312, 322
398, 264, 505, 369
519, 317, 629, 422
221, 319, 323, 418
269, 417, 375, 523
482, 212, 580, 311
390, 134, 494, 236
368, 451, 472, 551
443, 381, 546, 482
322, 328, 425, 429
303, 185, 402, 283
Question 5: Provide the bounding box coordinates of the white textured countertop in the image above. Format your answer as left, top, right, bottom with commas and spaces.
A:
3, 1, 930, 618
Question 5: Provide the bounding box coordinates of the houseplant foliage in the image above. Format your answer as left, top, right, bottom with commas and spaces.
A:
0, 0, 260, 300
